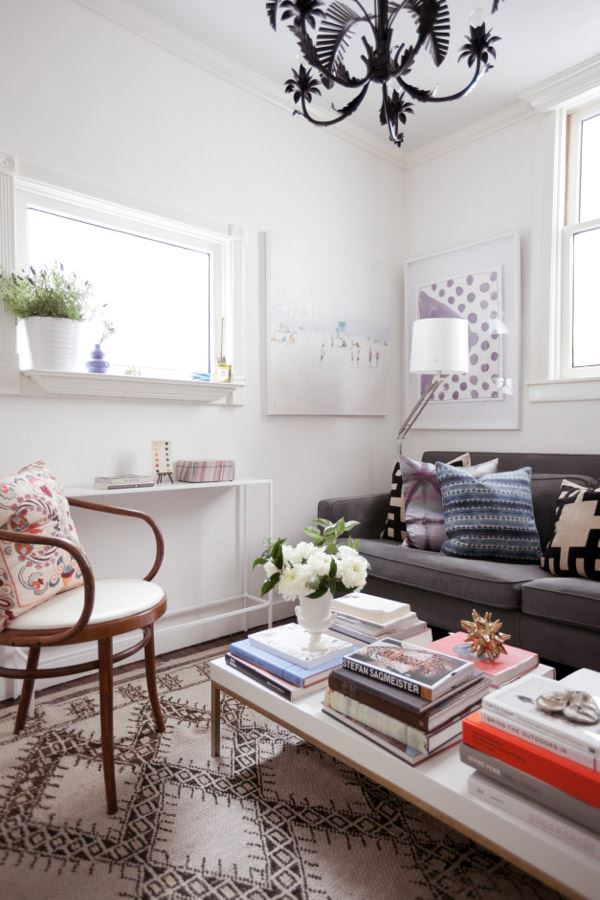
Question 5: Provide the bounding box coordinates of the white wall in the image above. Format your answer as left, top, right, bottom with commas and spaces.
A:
403, 116, 600, 460
0, 0, 404, 688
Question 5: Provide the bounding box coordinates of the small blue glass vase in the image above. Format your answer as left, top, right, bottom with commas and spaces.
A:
86, 343, 109, 374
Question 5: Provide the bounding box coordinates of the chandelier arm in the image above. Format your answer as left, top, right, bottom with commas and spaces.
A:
298, 83, 370, 127
396, 60, 482, 104
294, 17, 372, 89
349, 0, 375, 23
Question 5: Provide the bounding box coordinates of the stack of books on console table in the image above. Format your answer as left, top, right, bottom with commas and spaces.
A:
322, 639, 489, 765
226, 623, 353, 701
328, 593, 432, 646
462, 669, 600, 856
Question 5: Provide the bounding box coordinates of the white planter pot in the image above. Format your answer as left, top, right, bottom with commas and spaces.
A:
295, 591, 335, 651
24, 317, 82, 371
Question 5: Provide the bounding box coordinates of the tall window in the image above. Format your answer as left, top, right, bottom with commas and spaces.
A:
563, 101, 600, 376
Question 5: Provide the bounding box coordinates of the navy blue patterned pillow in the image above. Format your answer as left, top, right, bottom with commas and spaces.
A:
435, 463, 542, 563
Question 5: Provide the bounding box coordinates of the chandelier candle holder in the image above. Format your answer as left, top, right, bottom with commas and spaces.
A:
267, 0, 506, 146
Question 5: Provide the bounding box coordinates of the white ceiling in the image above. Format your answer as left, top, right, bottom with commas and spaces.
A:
123, 0, 600, 150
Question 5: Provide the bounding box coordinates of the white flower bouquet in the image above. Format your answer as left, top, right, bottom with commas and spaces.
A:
253, 518, 370, 601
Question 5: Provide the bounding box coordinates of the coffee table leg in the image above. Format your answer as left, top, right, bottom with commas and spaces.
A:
211, 682, 221, 757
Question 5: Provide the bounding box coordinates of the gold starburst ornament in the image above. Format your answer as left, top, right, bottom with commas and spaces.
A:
459, 609, 511, 661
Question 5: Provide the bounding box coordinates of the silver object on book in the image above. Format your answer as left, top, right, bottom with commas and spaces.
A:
536, 689, 600, 725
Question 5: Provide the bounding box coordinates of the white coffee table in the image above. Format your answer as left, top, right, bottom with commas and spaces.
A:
210, 657, 598, 900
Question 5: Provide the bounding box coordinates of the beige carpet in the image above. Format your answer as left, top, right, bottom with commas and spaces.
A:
0, 648, 563, 899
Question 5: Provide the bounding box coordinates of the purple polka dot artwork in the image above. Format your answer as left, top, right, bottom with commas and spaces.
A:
416, 266, 503, 404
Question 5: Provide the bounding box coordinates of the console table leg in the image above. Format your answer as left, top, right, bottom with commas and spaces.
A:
211, 682, 221, 757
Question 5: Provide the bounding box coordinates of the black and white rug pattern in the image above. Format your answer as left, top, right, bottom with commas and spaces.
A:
0, 649, 562, 899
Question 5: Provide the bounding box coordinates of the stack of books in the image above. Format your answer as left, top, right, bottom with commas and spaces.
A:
426, 632, 540, 687
225, 623, 353, 701
462, 668, 600, 854
328, 592, 431, 645
323, 638, 489, 765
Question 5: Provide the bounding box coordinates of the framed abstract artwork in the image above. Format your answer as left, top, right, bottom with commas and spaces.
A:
405, 232, 521, 430
265, 231, 392, 416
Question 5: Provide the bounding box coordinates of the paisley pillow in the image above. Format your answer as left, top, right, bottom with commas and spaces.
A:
0, 462, 83, 631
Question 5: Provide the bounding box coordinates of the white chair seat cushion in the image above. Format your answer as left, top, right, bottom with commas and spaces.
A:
6, 578, 165, 630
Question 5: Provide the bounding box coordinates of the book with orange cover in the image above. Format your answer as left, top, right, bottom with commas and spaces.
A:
462, 711, 600, 808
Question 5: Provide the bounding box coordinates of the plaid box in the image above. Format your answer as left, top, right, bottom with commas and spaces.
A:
174, 460, 235, 483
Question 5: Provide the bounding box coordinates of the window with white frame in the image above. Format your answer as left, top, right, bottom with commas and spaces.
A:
13, 182, 235, 381
562, 100, 600, 377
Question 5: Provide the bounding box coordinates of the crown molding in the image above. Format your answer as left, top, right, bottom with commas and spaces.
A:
521, 54, 600, 112
403, 101, 533, 169
72, 0, 402, 167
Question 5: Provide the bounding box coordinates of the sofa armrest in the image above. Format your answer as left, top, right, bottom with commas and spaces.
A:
317, 493, 388, 539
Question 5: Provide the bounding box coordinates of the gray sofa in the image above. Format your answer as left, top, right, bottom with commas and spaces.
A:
318, 452, 600, 670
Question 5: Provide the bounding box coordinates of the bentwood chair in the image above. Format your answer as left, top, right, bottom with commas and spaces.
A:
0, 497, 167, 815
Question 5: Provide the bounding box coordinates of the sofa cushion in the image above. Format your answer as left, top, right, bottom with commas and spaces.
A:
359, 539, 546, 610
541, 481, 600, 580
530, 474, 596, 549
401, 455, 498, 552
381, 453, 469, 543
436, 464, 542, 563
522, 577, 600, 632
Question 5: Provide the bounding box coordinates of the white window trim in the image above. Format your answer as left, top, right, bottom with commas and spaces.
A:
0, 153, 245, 404
525, 57, 600, 403
560, 98, 600, 380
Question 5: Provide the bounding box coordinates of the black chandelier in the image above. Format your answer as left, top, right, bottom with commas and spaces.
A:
267, 1, 506, 147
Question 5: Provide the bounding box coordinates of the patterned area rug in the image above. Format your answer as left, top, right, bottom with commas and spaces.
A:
0, 648, 563, 899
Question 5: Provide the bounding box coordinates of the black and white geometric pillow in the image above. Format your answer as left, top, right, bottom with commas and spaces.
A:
381, 461, 406, 542
541, 480, 600, 579
381, 452, 470, 543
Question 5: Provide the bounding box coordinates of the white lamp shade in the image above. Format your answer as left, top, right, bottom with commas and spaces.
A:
409, 317, 470, 374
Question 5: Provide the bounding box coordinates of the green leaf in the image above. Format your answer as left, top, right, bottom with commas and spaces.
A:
252, 556, 267, 569
304, 527, 321, 541
329, 557, 337, 578
308, 583, 329, 599
344, 520, 360, 533
334, 517, 346, 536
325, 542, 338, 556
323, 525, 336, 538
313, 518, 331, 528
260, 572, 280, 596
271, 537, 286, 570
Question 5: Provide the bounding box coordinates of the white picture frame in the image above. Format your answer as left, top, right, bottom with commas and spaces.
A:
405, 232, 521, 430
265, 231, 392, 416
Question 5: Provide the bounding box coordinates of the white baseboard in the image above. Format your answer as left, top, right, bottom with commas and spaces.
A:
0, 595, 293, 702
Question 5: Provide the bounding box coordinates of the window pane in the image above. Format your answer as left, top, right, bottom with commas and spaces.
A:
26, 209, 210, 377
572, 227, 600, 367
580, 113, 600, 223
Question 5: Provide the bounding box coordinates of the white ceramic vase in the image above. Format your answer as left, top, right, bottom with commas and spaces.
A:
295, 591, 335, 651
24, 316, 81, 371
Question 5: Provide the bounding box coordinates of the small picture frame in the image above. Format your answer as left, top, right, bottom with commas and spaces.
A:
152, 440, 174, 483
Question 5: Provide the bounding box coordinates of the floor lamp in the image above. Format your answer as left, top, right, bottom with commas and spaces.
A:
397, 318, 470, 455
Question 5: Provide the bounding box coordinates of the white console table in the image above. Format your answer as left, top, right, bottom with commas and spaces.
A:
65, 477, 276, 630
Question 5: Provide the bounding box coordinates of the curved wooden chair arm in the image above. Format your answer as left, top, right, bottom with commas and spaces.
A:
0, 529, 95, 646
67, 497, 165, 581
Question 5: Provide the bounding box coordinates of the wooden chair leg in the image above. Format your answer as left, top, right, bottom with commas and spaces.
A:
98, 637, 117, 815
144, 625, 165, 733
14, 646, 40, 735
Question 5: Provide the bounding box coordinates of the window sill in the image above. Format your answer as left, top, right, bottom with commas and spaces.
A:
21, 369, 244, 404
527, 377, 600, 403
